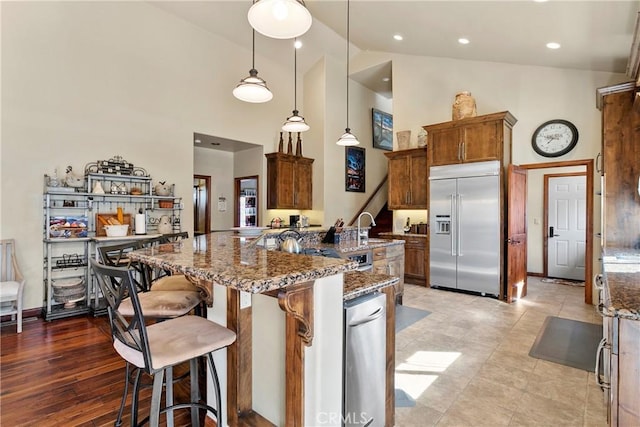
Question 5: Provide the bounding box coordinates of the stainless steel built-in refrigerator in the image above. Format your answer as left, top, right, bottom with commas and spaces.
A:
429, 161, 501, 296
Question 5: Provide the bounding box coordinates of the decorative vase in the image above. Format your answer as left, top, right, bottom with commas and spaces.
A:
452, 91, 477, 120
396, 130, 411, 150
295, 133, 302, 157
417, 129, 427, 147
287, 133, 293, 154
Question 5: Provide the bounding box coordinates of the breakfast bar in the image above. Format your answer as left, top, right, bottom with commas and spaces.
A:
129, 232, 399, 427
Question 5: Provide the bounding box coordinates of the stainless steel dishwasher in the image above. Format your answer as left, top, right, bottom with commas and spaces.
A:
343, 292, 386, 427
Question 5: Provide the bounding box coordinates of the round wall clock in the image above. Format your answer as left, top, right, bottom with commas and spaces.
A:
531, 119, 579, 157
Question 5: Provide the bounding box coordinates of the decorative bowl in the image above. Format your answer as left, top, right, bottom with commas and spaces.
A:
104, 224, 129, 237
230, 226, 269, 236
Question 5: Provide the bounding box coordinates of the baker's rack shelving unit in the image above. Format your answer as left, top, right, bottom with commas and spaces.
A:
42, 157, 182, 320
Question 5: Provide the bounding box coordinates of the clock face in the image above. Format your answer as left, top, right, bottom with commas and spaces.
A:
531, 119, 579, 157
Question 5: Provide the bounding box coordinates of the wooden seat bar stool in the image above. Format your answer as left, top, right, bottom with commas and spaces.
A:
91, 259, 236, 427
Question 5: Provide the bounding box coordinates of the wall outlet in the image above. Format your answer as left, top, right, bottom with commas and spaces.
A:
240, 291, 251, 309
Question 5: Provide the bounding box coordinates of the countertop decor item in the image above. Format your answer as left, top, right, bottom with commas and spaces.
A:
531, 119, 579, 157
452, 91, 477, 120
103, 224, 129, 237
84, 155, 148, 177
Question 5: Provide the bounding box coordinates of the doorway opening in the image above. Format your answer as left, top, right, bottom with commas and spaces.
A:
520, 159, 594, 305
194, 175, 211, 235
234, 176, 259, 227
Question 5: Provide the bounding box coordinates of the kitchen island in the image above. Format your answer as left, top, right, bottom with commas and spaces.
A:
129, 232, 399, 427
598, 247, 640, 426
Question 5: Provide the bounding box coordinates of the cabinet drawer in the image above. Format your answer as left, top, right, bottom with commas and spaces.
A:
403, 238, 425, 249
372, 247, 387, 261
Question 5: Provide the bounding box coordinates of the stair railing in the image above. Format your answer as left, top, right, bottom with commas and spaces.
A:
347, 175, 388, 226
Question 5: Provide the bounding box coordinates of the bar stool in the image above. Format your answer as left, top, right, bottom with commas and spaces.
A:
91, 259, 236, 427
141, 233, 200, 292
96, 242, 203, 426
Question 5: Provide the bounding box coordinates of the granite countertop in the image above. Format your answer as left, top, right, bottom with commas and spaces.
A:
601, 247, 640, 320
129, 232, 358, 294
378, 232, 428, 238
343, 271, 399, 301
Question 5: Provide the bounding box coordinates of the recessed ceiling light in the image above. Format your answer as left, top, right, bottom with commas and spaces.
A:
294, 39, 302, 49
458, 38, 470, 45
546, 42, 561, 49
382, 77, 390, 82
393, 34, 403, 41
195, 139, 201, 144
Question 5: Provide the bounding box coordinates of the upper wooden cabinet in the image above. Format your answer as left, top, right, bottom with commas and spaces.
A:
384, 147, 428, 209
424, 111, 517, 166
265, 153, 314, 210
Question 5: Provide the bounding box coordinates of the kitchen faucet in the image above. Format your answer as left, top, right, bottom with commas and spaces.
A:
357, 212, 376, 246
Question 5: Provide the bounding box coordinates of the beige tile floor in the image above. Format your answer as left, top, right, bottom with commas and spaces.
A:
394, 277, 607, 427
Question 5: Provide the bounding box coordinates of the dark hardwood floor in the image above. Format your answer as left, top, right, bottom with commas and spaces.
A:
1, 316, 207, 427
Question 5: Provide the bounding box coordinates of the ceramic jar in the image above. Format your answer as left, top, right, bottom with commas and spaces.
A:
452, 91, 477, 120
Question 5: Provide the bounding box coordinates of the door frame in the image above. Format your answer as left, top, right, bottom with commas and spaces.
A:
234, 175, 259, 228
519, 159, 594, 305
543, 172, 587, 280
193, 174, 211, 235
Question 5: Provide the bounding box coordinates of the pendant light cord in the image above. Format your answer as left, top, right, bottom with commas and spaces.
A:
345, 0, 350, 130
294, 38, 298, 110
252, 29, 256, 71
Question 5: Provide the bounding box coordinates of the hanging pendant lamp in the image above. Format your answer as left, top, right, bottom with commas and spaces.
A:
282, 39, 310, 133
337, 0, 359, 146
248, 0, 312, 40
233, 29, 273, 103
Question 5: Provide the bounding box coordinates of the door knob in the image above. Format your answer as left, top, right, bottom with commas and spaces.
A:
549, 226, 560, 237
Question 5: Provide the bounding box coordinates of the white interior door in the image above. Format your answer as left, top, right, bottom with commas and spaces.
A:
547, 175, 586, 281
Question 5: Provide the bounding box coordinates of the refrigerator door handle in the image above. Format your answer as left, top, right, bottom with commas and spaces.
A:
450, 194, 457, 256
457, 194, 463, 256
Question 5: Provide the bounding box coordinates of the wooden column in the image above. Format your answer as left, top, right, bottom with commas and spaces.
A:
278, 282, 315, 427
381, 285, 396, 427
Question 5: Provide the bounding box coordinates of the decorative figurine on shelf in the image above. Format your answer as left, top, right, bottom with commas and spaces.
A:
417, 128, 427, 147
154, 181, 172, 196
278, 132, 284, 153
296, 132, 302, 157
287, 132, 293, 154
157, 215, 172, 234
46, 169, 60, 187
64, 166, 84, 189
452, 91, 477, 120
92, 181, 105, 194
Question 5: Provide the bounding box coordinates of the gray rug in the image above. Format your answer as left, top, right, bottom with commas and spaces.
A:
395, 388, 416, 407
396, 305, 430, 333
529, 316, 601, 372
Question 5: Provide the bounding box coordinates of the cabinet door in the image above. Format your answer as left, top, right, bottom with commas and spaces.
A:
388, 156, 410, 209
404, 241, 426, 282
294, 160, 312, 209
409, 153, 428, 208
267, 156, 295, 209
430, 128, 461, 166
462, 121, 501, 162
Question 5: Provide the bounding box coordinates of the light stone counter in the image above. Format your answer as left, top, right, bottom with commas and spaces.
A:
601, 247, 640, 320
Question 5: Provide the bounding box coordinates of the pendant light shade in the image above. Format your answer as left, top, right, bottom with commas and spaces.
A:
337, 129, 359, 146
282, 39, 310, 132
336, 0, 359, 145
233, 29, 273, 103
248, 0, 312, 39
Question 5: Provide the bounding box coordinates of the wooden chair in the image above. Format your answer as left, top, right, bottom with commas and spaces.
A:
0, 239, 25, 333
91, 259, 236, 427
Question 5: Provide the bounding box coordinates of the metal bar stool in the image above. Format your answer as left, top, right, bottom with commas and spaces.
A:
91, 260, 235, 427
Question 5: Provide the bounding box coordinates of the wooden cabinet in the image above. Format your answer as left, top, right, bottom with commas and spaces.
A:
385, 147, 427, 209
424, 111, 516, 167
372, 244, 405, 304
380, 234, 428, 286
265, 153, 314, 210
596, 83, 640, 248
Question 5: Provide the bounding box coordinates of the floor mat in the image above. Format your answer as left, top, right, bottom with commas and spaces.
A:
395, 388, 416, 407
541, 278, 585, 287
529, 316, 601, 372
396, 305, 430, 333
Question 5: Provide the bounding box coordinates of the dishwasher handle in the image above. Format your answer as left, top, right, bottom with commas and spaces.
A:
348, 306, 385, 327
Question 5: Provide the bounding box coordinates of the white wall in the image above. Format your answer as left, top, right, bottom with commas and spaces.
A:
1, 1, 295, 310
193, 146, 235, 230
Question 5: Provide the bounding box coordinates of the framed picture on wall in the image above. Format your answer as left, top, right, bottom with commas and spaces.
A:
345, 146, 365, 192
372, 108, 393, 151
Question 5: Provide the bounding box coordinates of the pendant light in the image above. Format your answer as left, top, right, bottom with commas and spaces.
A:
282, 39, 310, 133
233, 29, 273, 103
337, 0, 359, 146
248, 0, 312, 40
